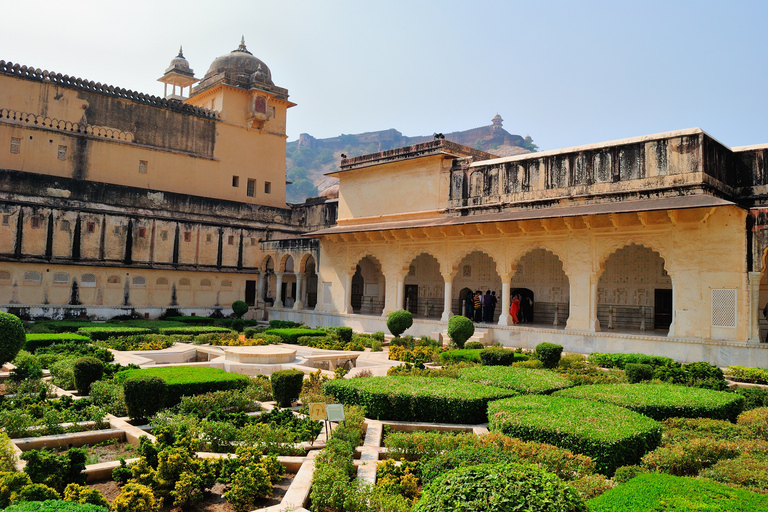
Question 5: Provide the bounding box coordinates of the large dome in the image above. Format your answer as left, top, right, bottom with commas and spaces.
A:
203, 37, 272, 82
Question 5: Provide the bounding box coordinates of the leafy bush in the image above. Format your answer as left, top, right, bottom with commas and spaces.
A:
439, 349, 481, 365
726, 366, 768, 384
588, 352, 676, 369
464, 341, 484, 350
446, 315, 474, 349
387, 310, 413, 337
479, 347, 521, 366
662, 417, 753, 444
224, 464, 272, 512
535, 342, 563, 368
488, 395, 662, 475
232, 300, 249, 318
0, 312, 25, 366
554, 383, 745, 422
641, 437, 743, 476
10, 351, 43, 382
733, 385, 768, 411
90, 380, 127, 416
123, 375, 168, 420
389, 345, 438, 367
158, 326, 231, 335
24, 333, 91, 353
270, 369, 305, 407
37, 342, 113, 362
118, 366, 249, 406
75, 327, 152, 341
111, 483, 158, 512
702, 453, 768, 493
738, 407, 768, 439
73, 357, 103, 395
625, 363, 653, 383
268, 320, 302, 329
413, 462, 587, 512
460, 366, 572, 394
4, 501, 108, 512
324, 376, 517, 424
164, 316, 215, 325
14, 482, 60, 502
384, 430, 479, 460
21, 447, 87, 493
264, 328, 325, 344
0, 432, 16, 472
316, 326, 354, 343
63, 483, 109, 508
587, 472, 768, 511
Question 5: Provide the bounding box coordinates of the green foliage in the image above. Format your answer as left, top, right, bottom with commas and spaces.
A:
739, 407, 768, 439
264, 328, 326, 344
587, 472, 768, 511
21, 447, 87, 493
224, 465, 272, 512
0, 432, 16, 472
14, 482, 60, 502
270, 369, 305, 407
464, 341, 484, 350
158, 326, 231, 335
63, 483, 109, 508
75, 327, 152, 341
72, 357, 103, 395
733, 385, 768, 411
177, 387, 262, 417
460, 366, 572, 395
0, 312, 26, 366
446, 315, 474, 348
726, 365, 768, 384
624, 363, 653, 383
89, 380, 127, 416
413, 462, 587, 512
439, 349, 481, 365
389, 345, 439, 367
164, 316, 216, 325
663, 417, 753, 444
110, 483, 158, 512
232, 300, 249, 318
37, 342, 113, 363
387, 310, 413, 337
488, 395, 662, 475
324, 376, 517, 424
554, 383, 745, 422
123, 376, 168, 420
702, 453, 768, 493
588, 352, 676, 369
384, 431, 480, 460
480, 347, 524, 366
0, 472, 33, 508
316, 326, 354, 343
10, 351, 43, 382
535, 342, 563, 368
4, 501, 108, 512
268, 320, 303, 329
641, 437, 743, 476
24, 333, 91, 353
118, 366, 249, 407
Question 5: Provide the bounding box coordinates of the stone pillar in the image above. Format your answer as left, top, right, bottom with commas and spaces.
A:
750, 271, 762, 343
344, 273, 354, 314
589, 274, 601, 332
499, 281, 511, 326
396, 279, 405, 311
256, 273, 265, 306
441, 278, 453, 321
293, 273, 304, 310
274, 272, 284, 308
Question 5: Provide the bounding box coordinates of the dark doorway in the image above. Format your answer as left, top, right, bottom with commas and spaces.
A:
245, 280, 256, 306
351, 267, 364, 312
405, 285, 419, 314
511, 288, 535, 323
654, 289, 673, 329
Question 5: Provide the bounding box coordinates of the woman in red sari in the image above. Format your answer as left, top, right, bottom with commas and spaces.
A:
509, 294, 521, 324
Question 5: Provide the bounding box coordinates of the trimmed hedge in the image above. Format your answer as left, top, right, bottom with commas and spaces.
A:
726, 366, 768, 385
73, 357, 104, 395
25, 333, 91, 353
123, 375, 167, 420
588, 352, 676, 369
323, 376, 517, 424
447, 315, 474, 349
0, 311, 25, 365
271, 369, 305, 407
158, 326, 231, 335
535, 342, 563, 368
4, 501, 108, 512
268, 320, 303, 329
76, 326, 152, 341
439, 349, 481, 365
44, 321, 95, 333
316, 326, 353, 343
554, 383, 745, 422
588, 472, 768, 512
164, 316, 216, 325
479, 347, 522, 366
460, 366, 573, 395
387, 310, 413, 337
117, 366, 249, 406
264, 328, 326, 344
488, 395, 662, 475
625, 363, 653, 383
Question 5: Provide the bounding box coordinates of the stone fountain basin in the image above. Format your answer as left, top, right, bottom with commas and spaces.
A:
222, 346, 297, 364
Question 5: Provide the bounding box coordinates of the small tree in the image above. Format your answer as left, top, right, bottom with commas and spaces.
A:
535, 342, 563, 369
447, 315, 474, 349
0, 311, 25, 366
386, 310, 413, 337
124, 375, 168, 421
232, 300, 249, 319
73, 357, 104, 395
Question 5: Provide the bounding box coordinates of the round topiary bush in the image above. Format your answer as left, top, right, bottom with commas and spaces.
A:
271, 369, 305, 407
123, 375, 168, 420
0, 311, 26, 366
386, 310, 413, 337
536, 342, 563, 368
111, 483, 158, 512
232, 300, 249, 319
73, 357, 104, 395
413, 462, 587, 512
625, 363, 654, 384
447, 315, 474, 349
464, 341, 485, 350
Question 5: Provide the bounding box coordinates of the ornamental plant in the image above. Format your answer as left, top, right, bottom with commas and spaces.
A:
123, 375, 168, 420
4, 503, 108, 512
232, 300, 249, 318
536, 342, 563, 368
447, 315, 474, 349
625, 363, 654, 383
479, 347, 519, 366
271, 369, 305, 407
387, 310, 413, 337
73, 357, 104, 395
460, 366, 573, 395
0, 312, 25, 366
111, 483, 158, 512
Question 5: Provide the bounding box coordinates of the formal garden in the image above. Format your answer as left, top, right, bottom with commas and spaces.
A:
2, 307, 768, 511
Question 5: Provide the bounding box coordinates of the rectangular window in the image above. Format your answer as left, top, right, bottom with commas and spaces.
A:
161, 230, 168, 241
712, 289, 737, 328
60, 220, 70, 231
138, 226, 147, 238
184, 231, 192, 242
87, 222, 96, 233
2, 215, 9, 226
114, 226, 121, 235
139, 161, 148, 174
228, 235, 235, 245
57, 146, 67, 160
264, 181, 271, 194
206, 234, 212, 243
232, 176, 240, 187
251, 237, 256, 245
10, 138, 20, 154
31, 217, 41, 229
247, 179, 255, 197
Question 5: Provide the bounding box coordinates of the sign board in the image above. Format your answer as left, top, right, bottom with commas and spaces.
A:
326, 403, 345, 422
309, 402, 328, 421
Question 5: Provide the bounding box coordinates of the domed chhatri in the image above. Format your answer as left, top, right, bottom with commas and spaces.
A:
203, 36, 273, 85
165, 46, 193, 76
158, 45, 198, 99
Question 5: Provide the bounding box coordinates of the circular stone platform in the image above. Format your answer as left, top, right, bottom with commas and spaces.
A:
222, 346, 296, 364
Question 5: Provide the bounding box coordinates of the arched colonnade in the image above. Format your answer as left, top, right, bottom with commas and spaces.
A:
256, 252, 318, 310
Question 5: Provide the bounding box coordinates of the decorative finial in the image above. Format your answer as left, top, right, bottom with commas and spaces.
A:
178, 46, 184, 57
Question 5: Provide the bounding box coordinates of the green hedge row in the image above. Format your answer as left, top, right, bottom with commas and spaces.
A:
117, 366, 249, 406
488, 395, 662, 475
76, 326, 152, 341
324, 377, 517, 424
164, 316, 216, 325
158, 326, 232, 335
588, 472, 768, 512
4, 501, 108, 512
24, 333, 91, 352
588, 352, 676, 369
264, 328, 326, 344
725, 366, 768, 385
459, 366, 572, 395
439, 349, 482, 365
554, 383, 744, 422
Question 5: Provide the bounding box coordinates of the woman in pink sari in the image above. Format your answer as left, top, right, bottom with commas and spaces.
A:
509, 295, 521, 324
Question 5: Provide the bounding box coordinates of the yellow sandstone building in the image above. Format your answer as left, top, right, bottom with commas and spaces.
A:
3, 40, 768, 367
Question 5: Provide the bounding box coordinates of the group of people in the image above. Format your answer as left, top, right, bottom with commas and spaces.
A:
509, 294, 534, 324
464, 290, 497, 323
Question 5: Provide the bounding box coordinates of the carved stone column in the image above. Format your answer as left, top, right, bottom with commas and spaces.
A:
499, 281, 511, 326
344, 273, 353, 314
274, 272, 284, 309
750, 271, 762, 343
293, 273, 304, 310
441, 277, 453, 322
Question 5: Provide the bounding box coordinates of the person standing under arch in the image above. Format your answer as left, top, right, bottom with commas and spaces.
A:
510, 294, 521, 324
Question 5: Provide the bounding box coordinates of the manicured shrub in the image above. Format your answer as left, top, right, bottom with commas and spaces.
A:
733, 385, 768, 411
587, 472, 768, 511
439, 348, 481, 365
243, 327, 266, 338
231, 319, 245, 332
73, 357, 104, 395
554, 383, 745, 422
488, 395, 661, 475
464, 341, 484, 350
446, 315, 474, 348
662, 417, 752, 444
588, 352, 676, 369
21, 447, 87, 493
738, 406, 768, 439
612, 465, 650, 484
0, 432, 16, 472
123, 375, 168, 420
118, 366, 249, 407
641, 437, 742, 476
386, 310, 413, 337
164, 316, 216, 325
111, 483, 158, 512
324, 376, 517, 424
726, 365, 768, 384
460, 366, 572, 395
702, 454, 768, 493
536, 342, 563, 368
413, 462, 587, 512
271, 369, 305, 407
232, 300, 249, 318
76, 326, 152, 341
0, 312, 25, 366
4, 501, 108, 512
479, 347, 519, 366
24, 333, 90, 353
625, 363, 654, 383
10, 350, 43, 381
63, 483, 109, 508
158, 326, 231, 335
264, 328, 325, 344
268, 320, 302, 329
15, 482, 60, 502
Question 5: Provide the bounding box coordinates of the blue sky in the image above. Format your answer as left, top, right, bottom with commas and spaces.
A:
2, 0, 767, 151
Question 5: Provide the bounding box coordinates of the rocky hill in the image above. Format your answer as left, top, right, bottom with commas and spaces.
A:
286, 115, 537, 203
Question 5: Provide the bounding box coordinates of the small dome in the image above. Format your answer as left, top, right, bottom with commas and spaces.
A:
204, 37, 272, 83
319, 184, 339, 199
165, 47, 193, 75
492, 114, 503, 126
